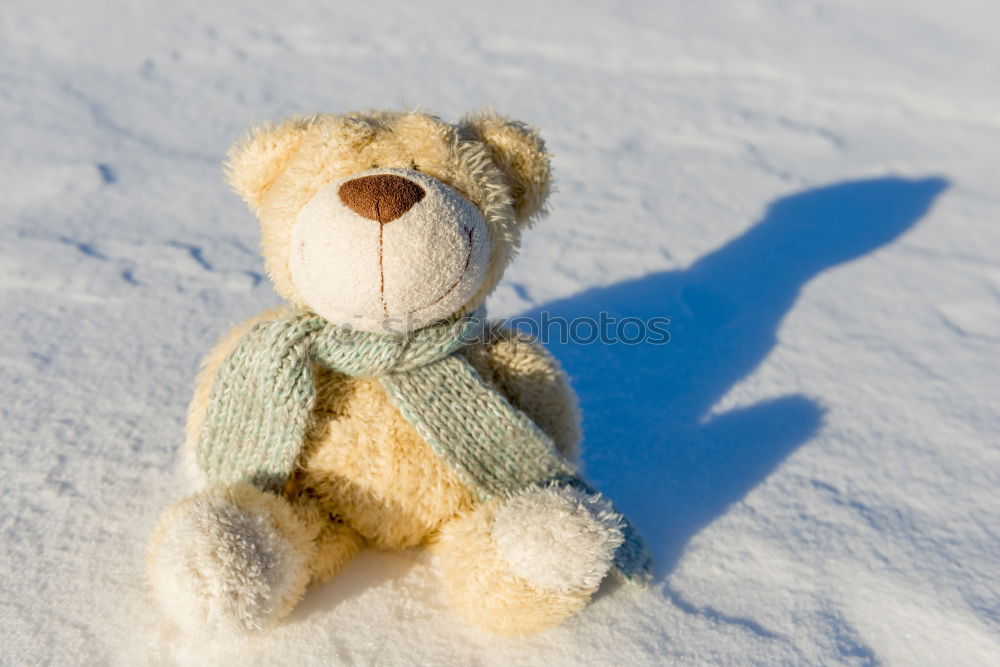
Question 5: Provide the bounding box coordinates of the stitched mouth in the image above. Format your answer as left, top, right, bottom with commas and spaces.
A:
399, 226, 475, 316
297, 222, 475, 326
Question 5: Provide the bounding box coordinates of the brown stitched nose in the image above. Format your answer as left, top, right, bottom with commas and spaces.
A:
337, 174, 426, 224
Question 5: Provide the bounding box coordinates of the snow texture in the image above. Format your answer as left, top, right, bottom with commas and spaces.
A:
2, 1, 999, 664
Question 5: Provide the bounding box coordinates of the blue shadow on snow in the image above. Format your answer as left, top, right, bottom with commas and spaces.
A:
517, 176, 948, 574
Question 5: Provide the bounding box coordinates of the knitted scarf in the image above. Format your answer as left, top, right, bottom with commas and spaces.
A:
196, 308, 651, 583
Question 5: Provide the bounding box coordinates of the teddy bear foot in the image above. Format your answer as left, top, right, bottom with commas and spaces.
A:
147, 483, 315, 634
435, 485, 624, 634
491, 485, 625, 594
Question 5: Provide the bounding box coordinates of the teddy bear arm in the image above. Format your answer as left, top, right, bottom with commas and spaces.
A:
463, 326, 582, 460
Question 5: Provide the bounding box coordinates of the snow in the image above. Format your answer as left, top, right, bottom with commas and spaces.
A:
2, 0, 999, 664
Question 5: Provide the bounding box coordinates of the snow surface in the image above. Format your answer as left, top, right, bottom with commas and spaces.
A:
2, 0, 999, 664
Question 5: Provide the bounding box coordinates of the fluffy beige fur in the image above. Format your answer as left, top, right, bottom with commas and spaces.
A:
433, 496, 596, 635
147, 482, 318, 633
490, 485, 624, 594
224, 110, 549, 318
152, 110, 613, 636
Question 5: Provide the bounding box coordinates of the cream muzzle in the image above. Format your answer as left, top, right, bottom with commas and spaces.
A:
289, 168, 491, 334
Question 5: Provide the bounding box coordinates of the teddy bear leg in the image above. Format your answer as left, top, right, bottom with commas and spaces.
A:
304, 512, 366, 584
147, 482, 325, 633
434, 485, 625, 635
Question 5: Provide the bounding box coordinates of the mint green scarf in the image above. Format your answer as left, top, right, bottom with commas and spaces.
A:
197, 308, 651, 583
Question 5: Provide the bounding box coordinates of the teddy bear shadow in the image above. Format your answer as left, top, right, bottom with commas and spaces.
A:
516, 176, 948, 576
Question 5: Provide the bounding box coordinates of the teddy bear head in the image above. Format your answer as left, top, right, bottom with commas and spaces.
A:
225, 110, 552, 333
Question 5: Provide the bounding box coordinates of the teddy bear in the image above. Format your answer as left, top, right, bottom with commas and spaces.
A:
147, 109, 651, 636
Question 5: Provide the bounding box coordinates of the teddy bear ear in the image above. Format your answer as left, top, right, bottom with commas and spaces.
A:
224, 116, 315, 211
460, 110, 553, 224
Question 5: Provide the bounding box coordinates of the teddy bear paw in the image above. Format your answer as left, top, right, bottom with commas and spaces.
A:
490, 485, 624, 594
147, 486, 310, 633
